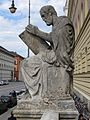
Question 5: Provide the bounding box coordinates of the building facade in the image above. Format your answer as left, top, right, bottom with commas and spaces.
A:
13, 53, 24, 81
67, 0, 90, 112
0, 46, 15, 82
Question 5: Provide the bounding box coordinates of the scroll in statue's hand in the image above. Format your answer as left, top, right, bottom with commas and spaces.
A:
26, 24, 38, 35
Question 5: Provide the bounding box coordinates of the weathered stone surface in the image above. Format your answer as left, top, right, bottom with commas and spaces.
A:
13, 98, 78, 120
21, 55, 71, 100
19, 30, 50, 55
40, 111, 59, 120
20, 5, 75, 99
14, 5, 78, 120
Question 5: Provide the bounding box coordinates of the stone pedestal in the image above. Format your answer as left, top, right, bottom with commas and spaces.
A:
13, 97, 78, 120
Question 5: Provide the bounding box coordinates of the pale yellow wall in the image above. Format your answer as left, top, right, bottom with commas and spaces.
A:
68, 0, 90, 111
85, 0, 88, 17
69, 0, 89, 40
74, 17, 90, 96
81, 2, 84, 28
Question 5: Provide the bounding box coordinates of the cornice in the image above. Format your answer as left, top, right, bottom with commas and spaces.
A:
0, 46, 15, 58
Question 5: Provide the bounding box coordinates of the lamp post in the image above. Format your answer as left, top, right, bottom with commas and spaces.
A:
28, 0, 30, 25
9, 0, 30, 57
27, 0, 30, 57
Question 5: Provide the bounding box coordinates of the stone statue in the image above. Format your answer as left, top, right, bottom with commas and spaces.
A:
14, 6, 78, 120
20, 5, 75, 100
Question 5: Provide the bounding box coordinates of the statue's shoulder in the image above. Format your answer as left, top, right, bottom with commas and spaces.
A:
58, 16, 73, 26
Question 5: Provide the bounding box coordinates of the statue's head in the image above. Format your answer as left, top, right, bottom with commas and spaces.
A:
40, 5, 57, 26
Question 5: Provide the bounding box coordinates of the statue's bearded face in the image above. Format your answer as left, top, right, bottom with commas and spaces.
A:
41, 12, 53, 26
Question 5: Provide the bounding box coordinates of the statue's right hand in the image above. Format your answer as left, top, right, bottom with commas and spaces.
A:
26, 24, 38, 35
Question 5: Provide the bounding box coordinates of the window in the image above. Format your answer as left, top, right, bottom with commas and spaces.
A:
81, 2, 84, 27
0, 64, 1, 68
75, 21, 78, 39
77, 14, 80, 34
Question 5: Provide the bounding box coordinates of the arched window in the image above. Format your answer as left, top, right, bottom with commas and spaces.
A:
81, 2, 84, 27
75, 21, 78, 39
77, 14, 80, 34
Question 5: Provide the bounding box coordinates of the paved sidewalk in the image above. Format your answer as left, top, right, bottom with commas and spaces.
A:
0, 107, 16, 120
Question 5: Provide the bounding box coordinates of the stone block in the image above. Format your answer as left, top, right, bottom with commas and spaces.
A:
13, 98, 78, 120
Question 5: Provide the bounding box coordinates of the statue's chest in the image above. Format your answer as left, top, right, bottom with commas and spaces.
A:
51, 28, 59, 41
51, 28, 59, 50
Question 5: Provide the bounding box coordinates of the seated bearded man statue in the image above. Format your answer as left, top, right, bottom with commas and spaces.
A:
20, 5, 75, 101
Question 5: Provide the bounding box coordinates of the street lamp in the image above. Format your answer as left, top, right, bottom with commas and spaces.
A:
28, 0, 30, 57
9, 0, 17, 13
9, 0, 30, 57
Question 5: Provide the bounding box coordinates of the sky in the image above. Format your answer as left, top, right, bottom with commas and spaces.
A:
0, 0, 66, 58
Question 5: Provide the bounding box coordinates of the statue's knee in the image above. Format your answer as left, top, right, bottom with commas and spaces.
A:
21, 60, 28, 68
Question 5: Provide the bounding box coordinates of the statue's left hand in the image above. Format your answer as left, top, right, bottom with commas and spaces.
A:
26, 24, 38, 35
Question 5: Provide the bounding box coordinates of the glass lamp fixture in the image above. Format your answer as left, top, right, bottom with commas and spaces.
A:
9, 0, 17, 13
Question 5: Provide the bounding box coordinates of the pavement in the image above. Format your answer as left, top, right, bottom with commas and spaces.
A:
0, 107, 16, 120
0, 81, 25, 120
0, 81, 25, 96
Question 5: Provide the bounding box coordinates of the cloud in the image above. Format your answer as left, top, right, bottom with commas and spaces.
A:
0, 39, 30, 57
47, 0, 66, 15
0, 0, 66, 57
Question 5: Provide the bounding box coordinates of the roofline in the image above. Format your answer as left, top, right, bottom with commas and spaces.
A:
0, 46, 15, 58
10, 52, 25, 59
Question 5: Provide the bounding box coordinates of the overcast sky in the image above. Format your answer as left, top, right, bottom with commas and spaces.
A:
0, 0, 66, 57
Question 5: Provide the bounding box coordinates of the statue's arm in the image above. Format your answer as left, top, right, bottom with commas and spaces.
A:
26, 24, 52, 43
36, 28, 52, 43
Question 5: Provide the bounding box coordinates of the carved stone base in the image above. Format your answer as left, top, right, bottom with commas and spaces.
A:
13, 97, 78, 120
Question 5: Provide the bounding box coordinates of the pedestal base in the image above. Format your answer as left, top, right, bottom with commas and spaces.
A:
13, 97, 78, 120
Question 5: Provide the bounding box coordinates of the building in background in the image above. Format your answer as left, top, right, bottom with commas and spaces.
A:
63, 0, 69, 16
0, 46, 15, 82
12, 52, 25, 81
67, 0, 90, 112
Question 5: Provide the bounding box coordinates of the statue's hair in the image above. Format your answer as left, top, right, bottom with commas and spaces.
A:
40, 5, 57, 16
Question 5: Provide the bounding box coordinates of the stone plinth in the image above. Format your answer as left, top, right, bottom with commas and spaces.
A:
13, 97, 78, 120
